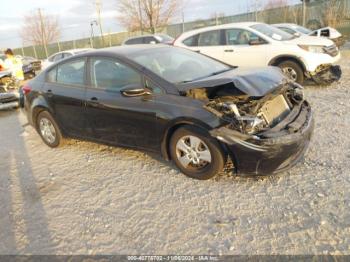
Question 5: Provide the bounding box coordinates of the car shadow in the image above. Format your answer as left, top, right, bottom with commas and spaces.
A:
0, 110, 54, 254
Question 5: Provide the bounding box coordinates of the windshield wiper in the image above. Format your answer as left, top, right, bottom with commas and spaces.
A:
210, 68, 232, 76
180, 68, 233, 83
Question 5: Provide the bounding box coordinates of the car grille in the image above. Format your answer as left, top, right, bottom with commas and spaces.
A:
323, 44, 339, 57
259, 95, 291, 126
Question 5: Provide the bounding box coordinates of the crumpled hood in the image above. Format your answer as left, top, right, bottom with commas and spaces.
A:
285, 35, 334, 47
176, 66, 287, 97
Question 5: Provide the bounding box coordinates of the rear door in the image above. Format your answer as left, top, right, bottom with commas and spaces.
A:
222, 28, 268, 67
42, 58, 91, 137
190, 30, 225, 61
85, 56, 159, 150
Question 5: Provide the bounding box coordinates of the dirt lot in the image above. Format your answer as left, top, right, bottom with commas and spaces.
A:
0, 52, 350, 255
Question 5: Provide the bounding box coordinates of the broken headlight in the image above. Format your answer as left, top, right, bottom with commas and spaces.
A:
220, 102, 267, 134
298, 45, 325, 54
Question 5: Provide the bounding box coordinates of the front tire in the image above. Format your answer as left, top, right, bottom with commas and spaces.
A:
278, 60, 304, 84
169, 126, 226, 180
36, 111, 65, 148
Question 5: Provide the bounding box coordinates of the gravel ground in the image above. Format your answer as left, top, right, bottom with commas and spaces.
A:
0, 52, 349, 255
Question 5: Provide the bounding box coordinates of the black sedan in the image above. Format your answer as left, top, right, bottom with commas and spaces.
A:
22, 45, 314, 180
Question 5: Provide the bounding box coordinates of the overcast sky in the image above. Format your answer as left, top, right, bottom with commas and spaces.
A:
0, 0, 299, 48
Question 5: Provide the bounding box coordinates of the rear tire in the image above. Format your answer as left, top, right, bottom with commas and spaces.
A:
278, 60, 304, 84
36, 111, 65, 148
169, 126, 226, 180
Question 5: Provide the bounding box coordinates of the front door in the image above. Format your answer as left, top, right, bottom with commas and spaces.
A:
190, 29, 225, 61
85, 57, 158, 150
222, 28, 268, 67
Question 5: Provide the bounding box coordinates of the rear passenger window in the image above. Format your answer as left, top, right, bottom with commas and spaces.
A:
198, 30, 221, 46
183, 35, 197, 46
47, 68, 57, 82
57, 59, 85, 85
143, 36, 157, 44
90, 58, 142, 91
125, 37, 143, 45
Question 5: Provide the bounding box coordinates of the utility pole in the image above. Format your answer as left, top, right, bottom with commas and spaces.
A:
182, 12, 185, 33
38, 8, 49, 58
302, 0, 306, 26
138, 0, 143, 35
95, 0, 105, 46
255, 0, 258, 22
90, 21, 97, 48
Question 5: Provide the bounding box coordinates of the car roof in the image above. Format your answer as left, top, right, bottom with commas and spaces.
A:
79, 44, 170, 57
273, 23, 299, 28
49, 48, 92, 57
175, 22, 262, 40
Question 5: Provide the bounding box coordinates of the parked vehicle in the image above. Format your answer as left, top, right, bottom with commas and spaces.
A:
41, 48, 92, 70
273, 23, 344, 47
22, 45, 313, 179
0, 91, 19, 110
0, 70, 19, 110
173, 22, 341, 85
123, 34, 174, 45
1, 54, 40, 80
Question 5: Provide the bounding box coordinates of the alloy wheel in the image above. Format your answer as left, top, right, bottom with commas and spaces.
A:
175, 135, 212, 169
39, 117, 56, 144
282, 67, 298, 81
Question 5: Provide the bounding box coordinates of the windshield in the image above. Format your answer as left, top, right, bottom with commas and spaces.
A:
251, 24, 294, 41
292, 25, 312, 34
129, 47, 231, 83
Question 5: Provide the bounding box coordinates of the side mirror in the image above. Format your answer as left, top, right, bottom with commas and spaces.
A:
249, 39, 265, 45
121, 85, 151, 97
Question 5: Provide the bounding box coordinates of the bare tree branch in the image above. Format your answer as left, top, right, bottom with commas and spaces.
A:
20, 10, 60, 46
116, 0, 182, 34
322, 0, 347, 28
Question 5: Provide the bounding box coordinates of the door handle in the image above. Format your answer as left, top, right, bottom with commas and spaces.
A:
47, 89, 53, 97
224, 49, 234, 52
194, 50, 201, 53
89, 97, 100, 107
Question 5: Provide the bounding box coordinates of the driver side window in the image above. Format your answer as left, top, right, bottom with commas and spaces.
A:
90, 57, 142, 91
225, 29, 262, 45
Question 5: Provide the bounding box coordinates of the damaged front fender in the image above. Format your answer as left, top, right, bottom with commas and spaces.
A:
210, 101, 314, 175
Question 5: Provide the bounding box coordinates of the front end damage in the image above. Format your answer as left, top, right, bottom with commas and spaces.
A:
179, 67, 314, 175
307, 64, 342, 85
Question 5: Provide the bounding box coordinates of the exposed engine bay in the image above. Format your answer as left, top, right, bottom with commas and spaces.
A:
185, 81, 304, 135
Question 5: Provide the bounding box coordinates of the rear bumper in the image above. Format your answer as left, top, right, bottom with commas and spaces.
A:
210, 101, 314, 175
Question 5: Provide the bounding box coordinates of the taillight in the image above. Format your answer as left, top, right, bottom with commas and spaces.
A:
22, 84, 32, 95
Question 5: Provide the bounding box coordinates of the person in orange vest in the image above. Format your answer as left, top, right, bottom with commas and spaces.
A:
2, 48, 24, 80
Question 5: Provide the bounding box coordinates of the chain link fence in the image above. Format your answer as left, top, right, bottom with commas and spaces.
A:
13, 0, 350, 59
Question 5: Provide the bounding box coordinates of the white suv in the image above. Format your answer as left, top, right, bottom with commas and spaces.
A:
173, 22, 341, 84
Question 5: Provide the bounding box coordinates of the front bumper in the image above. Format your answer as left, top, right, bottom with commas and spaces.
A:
210, 101, 314, 175
0, 92, 19, 110
310, 65, 342, 85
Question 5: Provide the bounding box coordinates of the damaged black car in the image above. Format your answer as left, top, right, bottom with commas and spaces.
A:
23, 45, 314, 180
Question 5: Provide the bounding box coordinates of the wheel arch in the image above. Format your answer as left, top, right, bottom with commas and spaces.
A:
161, 118, 232, 163
160, 118, 216, 161
268, 55, 306, 73
30, 96, 54, 128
